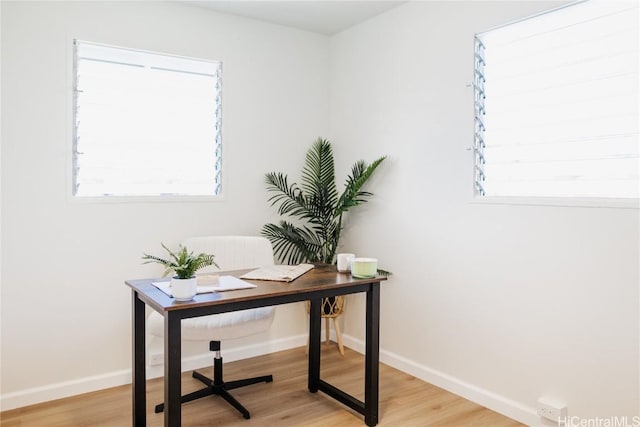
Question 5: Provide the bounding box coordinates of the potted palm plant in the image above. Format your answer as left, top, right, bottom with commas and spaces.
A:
262, 138, 387, 349
142, 243, 218, 301
261, 137, 386, 265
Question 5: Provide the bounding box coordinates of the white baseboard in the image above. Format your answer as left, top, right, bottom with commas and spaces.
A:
2, 331, 540, 427
340, 333, 540, 427
0, 334, 307, 412
0, 370, 132, 412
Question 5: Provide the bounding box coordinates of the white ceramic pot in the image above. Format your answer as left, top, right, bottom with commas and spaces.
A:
170, 276, 197, 301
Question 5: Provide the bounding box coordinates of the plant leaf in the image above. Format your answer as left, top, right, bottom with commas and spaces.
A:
337, 156, 386, 215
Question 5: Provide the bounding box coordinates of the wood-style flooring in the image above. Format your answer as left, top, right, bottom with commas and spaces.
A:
1, 345, 523, 426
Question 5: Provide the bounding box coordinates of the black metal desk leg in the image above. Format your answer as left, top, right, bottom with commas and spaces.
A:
308, 298, 321, 393
132, 291, 147, 427
364, 283, 380, 427
164, 312, 182, 426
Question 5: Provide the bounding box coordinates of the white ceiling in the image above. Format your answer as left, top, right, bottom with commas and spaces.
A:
182, 1, 405, 35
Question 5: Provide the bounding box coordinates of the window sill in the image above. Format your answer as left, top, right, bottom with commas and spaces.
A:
469, 196, 639, 209
69, 194, 224, 204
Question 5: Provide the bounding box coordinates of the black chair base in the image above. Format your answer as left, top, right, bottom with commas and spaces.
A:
155, 340, 273, 419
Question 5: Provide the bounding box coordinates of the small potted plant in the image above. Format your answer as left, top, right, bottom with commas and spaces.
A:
142, 243, 218, 301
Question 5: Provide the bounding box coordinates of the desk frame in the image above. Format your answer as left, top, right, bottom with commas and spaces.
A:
127, 267, 384, 426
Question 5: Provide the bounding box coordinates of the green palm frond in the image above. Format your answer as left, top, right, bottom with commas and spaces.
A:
376, 268, 392, 277
162, 242, 187, 266
190, 254, 216, 272
337, 156, 386, 214
265, 172, 310, 218
301, 139, 338, 204
262, 221, 322, 265
301, 139, 339, 230
141, 252, 175, 267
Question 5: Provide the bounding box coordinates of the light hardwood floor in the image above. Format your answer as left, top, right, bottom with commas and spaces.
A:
1, 345, 523, 426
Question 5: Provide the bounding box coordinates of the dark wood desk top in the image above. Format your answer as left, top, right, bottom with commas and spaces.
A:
125, 264, 387, 314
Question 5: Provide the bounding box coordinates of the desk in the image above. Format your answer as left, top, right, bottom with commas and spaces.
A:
126, 264, 387, 426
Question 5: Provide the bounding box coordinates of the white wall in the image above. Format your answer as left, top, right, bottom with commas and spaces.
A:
2, 0, 639, 423
330, 1, 639, 424
1, 1, 328, 408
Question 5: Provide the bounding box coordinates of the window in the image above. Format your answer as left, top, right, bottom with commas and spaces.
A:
473, 1, 639, 200
73, 41, 222, 197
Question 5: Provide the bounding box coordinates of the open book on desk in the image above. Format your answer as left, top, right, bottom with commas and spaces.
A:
240, 263, 314, 282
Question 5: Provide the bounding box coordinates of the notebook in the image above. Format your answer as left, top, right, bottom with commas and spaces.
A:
240, 264, 314, 282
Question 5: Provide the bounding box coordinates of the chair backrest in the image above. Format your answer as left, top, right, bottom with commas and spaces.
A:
182, 236, 274, 274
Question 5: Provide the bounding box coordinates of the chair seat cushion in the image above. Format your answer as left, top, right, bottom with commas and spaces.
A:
147, 306, 275, 341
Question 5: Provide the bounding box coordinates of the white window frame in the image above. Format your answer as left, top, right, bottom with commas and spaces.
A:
472, 1, 639, 209
71, 40, 223, 201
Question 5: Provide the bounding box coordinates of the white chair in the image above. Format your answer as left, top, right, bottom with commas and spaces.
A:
147, 236, 276, 419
